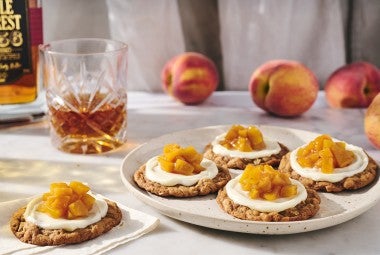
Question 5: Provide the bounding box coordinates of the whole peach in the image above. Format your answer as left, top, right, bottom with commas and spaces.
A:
161, 52, 219, 105
364, 93, 380, 149
248, 60, 319, 117
324, 62, 380, 108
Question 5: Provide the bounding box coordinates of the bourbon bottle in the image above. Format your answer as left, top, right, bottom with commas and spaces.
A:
0, 0, 43, 104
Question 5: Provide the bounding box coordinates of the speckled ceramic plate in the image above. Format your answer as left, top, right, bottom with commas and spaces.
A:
120, 125, 380, 234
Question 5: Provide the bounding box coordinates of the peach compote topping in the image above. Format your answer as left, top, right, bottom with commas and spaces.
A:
239, 164, 297, 201
297, 135, 356, 174
220, 125, 266, 152
37, 181, 95, 219
157, 144, 206, 175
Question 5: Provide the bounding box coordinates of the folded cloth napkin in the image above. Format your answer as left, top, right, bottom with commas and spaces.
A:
0, 196, 159, 255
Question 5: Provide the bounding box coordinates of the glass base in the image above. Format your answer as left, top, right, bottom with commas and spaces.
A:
55, 136, 126, 154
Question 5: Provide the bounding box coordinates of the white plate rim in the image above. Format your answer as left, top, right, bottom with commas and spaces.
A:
120, 125, 380, 234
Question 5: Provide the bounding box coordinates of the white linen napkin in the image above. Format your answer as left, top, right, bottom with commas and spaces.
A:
0, 196, 159, 255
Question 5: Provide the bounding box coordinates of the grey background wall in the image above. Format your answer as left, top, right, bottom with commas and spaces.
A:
41, 0, 380, 91
43, 0, 110, 42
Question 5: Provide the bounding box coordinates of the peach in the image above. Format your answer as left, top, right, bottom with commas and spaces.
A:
364, 93, 380, 149
161, 52, 219, 105
248, 60, 319, 117
324, 62, 380, 108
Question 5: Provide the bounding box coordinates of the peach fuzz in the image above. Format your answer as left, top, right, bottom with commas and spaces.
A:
248, 60, 319, 117
161, 52, 218, 105
324, 62, 380, 108
365, 93, 380, 149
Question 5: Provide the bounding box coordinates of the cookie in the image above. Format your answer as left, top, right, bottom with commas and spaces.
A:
203, 142, 289, 170
216, 187, 320, 222
278, 152, 378, 192
134, 164, 231, 197
10, 199, 122, 246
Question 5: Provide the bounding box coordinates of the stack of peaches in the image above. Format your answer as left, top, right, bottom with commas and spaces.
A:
160, 53, 380, 150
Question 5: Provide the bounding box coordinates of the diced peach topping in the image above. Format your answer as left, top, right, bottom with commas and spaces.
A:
297, 134, 356, 173
239, 164, 297, 200
37, 181, 95, 219
157, 144, 206, 175
220, 125, 266, 152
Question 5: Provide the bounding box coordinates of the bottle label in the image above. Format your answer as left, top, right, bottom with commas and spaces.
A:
0, 0, 31, 85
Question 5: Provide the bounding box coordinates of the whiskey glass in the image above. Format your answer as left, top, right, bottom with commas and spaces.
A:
40, 38, 128, 154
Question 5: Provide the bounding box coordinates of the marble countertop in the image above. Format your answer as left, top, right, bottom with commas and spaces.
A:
0, 91, 379, 255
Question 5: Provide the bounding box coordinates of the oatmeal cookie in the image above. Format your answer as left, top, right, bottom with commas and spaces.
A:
278, 152, 378, 192
203, 143, 289, 170
10, 199, 122, 246
216, 187, 320, 222
134, 164, 231, 197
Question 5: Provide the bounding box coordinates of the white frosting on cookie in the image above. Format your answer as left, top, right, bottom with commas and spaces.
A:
24, 193, 108, 232
225, 174, 307, 212
290, 143, 369, 182
145, 156, 218, 186
211, 133, 281, 159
